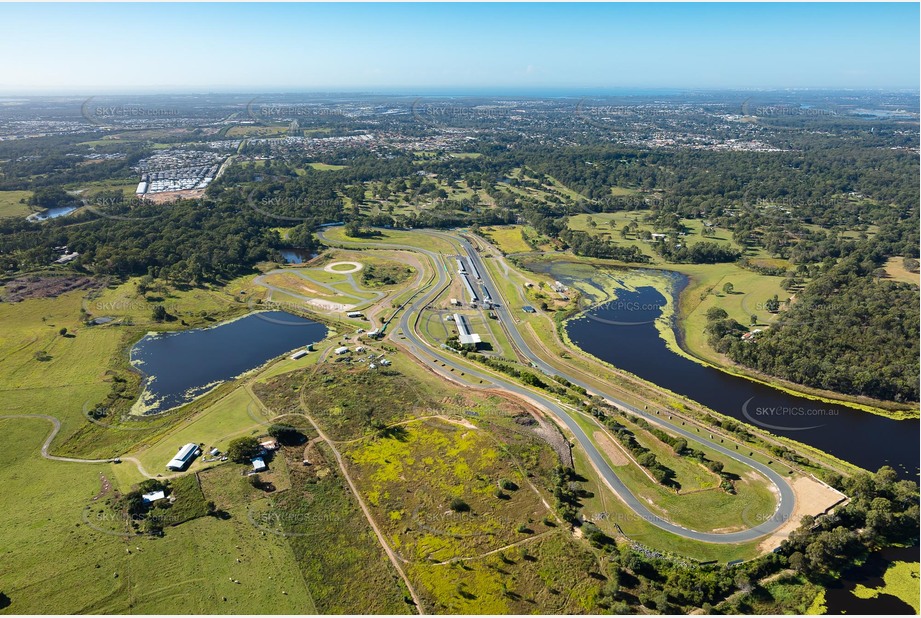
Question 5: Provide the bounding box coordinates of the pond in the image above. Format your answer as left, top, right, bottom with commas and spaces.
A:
823, 546, 919, 614
130, 311, 326, 415
27, 206, 78, 221
553, 268, 918, 476
279, 249, 314, 264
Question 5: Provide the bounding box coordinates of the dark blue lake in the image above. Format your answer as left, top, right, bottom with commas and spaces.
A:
130, 311, 326, 414
564, 282, 919, 476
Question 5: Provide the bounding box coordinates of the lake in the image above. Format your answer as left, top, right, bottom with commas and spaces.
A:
560, 276, 919, 476
130, 311, 326, 414
27, 206, 78, 221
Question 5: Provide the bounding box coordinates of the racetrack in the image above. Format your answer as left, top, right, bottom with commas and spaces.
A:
318, 228, 797, 544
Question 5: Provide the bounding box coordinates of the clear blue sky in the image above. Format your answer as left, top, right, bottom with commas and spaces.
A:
1, 3, 918, 93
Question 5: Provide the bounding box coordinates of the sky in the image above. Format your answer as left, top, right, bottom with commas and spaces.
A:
0, 2, 918, 93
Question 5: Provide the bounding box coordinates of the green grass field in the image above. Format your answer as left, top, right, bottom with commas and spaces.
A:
124, 386, 268, 484
0, 190, 33, 218
479, 225, 532, 254
568, 409, 777, 534
306, 162, 347, 171
0, 418, 311, 614
322, 226, 457, 255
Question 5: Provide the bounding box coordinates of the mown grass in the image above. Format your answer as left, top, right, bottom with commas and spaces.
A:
0, 418, 311, 614
306, 162, 347, 171
569, 446, 763, 563
569, 409, 777, 534
125, 386, 268, 482
322, 225, 458, 254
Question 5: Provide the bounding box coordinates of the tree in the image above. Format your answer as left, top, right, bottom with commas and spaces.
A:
788, 551, 806, 572
449, 498, 470, 512
151, 305, 167, 322
227, 436, 261, 463
765, 294, 781, 313
344, 221, 362, 238
671, 438, 688, 455
705, 307, 729, 321
59, 327, 67, 336
268, 424, 304, 446
722, 282, 734, 294
750, 315, 758, 326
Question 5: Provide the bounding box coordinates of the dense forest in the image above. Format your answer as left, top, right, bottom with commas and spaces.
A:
0, 197, 306, 282
709, 246, 920, 402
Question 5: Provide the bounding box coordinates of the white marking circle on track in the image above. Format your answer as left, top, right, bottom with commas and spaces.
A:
323, 261, 363, 274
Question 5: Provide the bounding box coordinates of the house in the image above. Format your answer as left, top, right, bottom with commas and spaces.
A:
141, 490, 166, 503
355, 346, 366, 353
522, 305, 536, 314
210, 447, 220, 456
380, 358, 391, 366
335, 346, 349, 355
252, 457, 268, 472
290, 349, 308, 360
346, 311, 363, 318
166, 443, 200, 471
259, 438, 278, 451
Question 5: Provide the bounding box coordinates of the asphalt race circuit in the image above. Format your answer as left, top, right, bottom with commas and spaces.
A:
318, 228, 795, 544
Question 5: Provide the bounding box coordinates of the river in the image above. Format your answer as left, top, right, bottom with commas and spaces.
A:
553, 269, 918, 476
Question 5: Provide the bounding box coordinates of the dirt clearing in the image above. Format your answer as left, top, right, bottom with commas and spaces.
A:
757, 475, 847, 553
593, 430, 630, 466
1, 275, 102, 302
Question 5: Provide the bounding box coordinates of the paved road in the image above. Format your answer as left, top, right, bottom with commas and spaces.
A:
318, 229, 795, 544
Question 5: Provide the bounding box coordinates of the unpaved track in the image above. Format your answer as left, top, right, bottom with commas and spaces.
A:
296, 399, 427, 615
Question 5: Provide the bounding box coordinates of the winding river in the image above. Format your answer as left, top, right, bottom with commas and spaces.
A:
542, 265, 918, 476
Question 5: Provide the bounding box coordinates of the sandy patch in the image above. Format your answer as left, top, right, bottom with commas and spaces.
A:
324, 261, 363, 274
594, 431, 630, 466
757, 475, 848, 553
304, 298, 356, 312
264, 273, 328, 298
437, 415, 478, 430
143, 188, 206, 203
